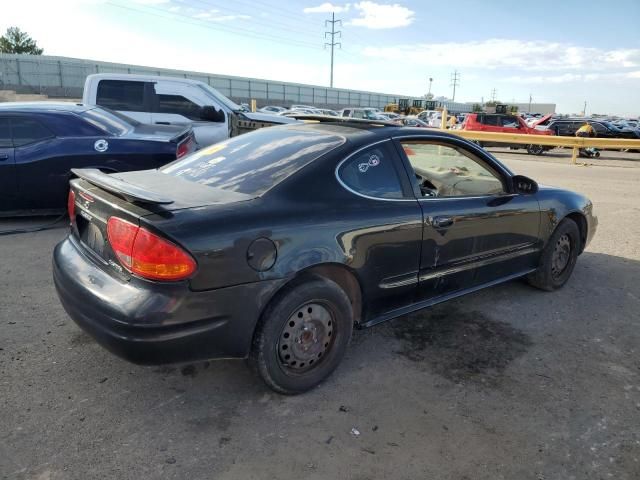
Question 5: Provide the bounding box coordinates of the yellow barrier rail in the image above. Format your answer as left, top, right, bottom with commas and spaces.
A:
439, 108, 640, 164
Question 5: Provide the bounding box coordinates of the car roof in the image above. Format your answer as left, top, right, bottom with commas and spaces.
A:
276, 120, 464, 144
87, 73, 208, 86
0, 102, 92, 113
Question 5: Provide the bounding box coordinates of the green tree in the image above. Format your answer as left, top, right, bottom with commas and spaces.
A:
472, 103, 483, 112
0, 27, 43, 55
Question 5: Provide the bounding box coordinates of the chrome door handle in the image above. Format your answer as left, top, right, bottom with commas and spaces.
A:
429, 216, 454, 228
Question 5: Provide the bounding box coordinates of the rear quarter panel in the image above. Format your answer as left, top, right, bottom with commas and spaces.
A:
15, 136, 175, 210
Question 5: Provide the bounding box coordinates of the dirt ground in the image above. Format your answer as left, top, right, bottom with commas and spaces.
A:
1, 149, 639, 480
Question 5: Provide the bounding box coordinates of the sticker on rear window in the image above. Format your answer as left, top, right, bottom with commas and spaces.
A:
358, 154, 380, 173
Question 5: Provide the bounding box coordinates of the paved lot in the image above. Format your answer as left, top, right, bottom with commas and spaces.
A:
1, 150, 639, 480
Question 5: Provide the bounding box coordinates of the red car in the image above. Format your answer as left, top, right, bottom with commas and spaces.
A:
462, 113, 554, 155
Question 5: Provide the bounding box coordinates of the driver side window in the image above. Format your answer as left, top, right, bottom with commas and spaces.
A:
400, 141, 504, 198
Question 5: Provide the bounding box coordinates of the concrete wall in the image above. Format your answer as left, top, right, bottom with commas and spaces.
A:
0, 53, 421, 110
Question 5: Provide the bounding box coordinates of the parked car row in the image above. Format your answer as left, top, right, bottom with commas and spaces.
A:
531, 115, 640, 140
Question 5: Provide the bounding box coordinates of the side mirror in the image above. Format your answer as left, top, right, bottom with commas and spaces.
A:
512, 175, 538, 195
201, 106, 225, 123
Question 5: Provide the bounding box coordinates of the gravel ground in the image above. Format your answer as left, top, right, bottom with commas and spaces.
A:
1, 149, 639, 480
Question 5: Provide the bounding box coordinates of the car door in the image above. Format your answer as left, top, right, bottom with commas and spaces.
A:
499, 115, 521, 132
95, 79, 153, 124
0, 117, 17, 212
11, 116, 62, 210
395, 137, 541, 301
335, 140, 423, 320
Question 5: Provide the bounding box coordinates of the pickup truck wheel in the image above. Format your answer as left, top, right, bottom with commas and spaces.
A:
249, 277, 353, 394
526, 144, 545, 155
527, 219, 580, 291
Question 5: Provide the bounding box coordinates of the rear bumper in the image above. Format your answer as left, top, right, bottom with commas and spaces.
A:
53, 235, 285, 365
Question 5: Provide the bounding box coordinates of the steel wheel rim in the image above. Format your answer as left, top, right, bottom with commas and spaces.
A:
278, 302, 334, 373
551, 234, 571, 278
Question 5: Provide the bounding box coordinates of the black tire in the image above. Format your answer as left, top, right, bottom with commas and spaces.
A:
527, 219, 581, 291
248, 277, 353, 394
526, 144, 544, 155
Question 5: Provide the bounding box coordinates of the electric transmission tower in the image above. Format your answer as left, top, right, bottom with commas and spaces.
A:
325, 12, 342, 88
450, 70, 460, 101
490, 88, 498, 103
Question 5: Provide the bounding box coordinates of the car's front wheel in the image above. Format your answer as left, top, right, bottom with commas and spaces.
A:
249, 277, 353, 394
527, 218, 581, 291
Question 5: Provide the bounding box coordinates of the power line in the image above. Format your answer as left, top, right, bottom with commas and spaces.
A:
450, 70, 460, 101
173, 0, 321, 39
105, 1, 321, 51
325, 12, 342, 88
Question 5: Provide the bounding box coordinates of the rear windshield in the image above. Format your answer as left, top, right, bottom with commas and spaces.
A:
160, 127, 345, 196
79, 107, 139, 136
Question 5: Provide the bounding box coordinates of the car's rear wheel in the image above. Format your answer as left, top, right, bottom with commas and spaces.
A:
249, 277, 353, 394
527, 218, 580, 291
527, 144, 545, 155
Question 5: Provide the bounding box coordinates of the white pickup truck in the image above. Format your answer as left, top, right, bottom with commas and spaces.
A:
82, 74, 295, 147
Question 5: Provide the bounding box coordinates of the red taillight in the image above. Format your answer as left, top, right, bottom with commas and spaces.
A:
67, 190, 76, 224
176, 137, 194, 159
106, 217, 196, 281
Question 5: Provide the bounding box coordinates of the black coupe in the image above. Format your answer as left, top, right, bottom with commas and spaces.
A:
53, 121, 597, 394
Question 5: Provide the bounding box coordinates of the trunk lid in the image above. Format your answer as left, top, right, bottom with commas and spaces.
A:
69, 168, 252, 272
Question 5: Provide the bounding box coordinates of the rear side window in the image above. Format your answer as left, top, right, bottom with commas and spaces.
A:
11, 118, 54, 147
161, 127, 344, 196
480, 115, 499, 126
80, 108, 136, 136
0, 118, 10, 147
155, 94, 202, 120
338, 142, 405, 199
96, 80, 145, 111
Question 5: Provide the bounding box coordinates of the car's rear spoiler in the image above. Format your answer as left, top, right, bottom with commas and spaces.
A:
71, 168, 174, 205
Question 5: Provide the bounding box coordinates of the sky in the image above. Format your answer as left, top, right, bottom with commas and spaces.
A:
2, 0, 639, 116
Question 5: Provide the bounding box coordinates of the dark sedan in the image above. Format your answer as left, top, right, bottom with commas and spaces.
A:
0, 103, 195, 215
53, 121, 597, 394
547, 118, 640, 139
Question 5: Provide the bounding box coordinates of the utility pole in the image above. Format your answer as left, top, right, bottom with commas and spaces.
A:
450, 70, 460, 101
490, 88, 497, 103
427, 77, 433, 96
528, 93, 532, 113
583, 100, 587, 116
324, 12, 342, 88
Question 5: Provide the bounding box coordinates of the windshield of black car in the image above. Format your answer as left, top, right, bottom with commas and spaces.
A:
160, 127, 345, 196
79, 107, 138, 136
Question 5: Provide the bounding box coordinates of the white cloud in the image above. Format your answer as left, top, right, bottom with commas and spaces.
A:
348, 1, 414, 29
131, 0, 170, 4
363, 39, 640, 71
192, 9, 250, 22
303, 2, 350, 13
504, 71, 640, 83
